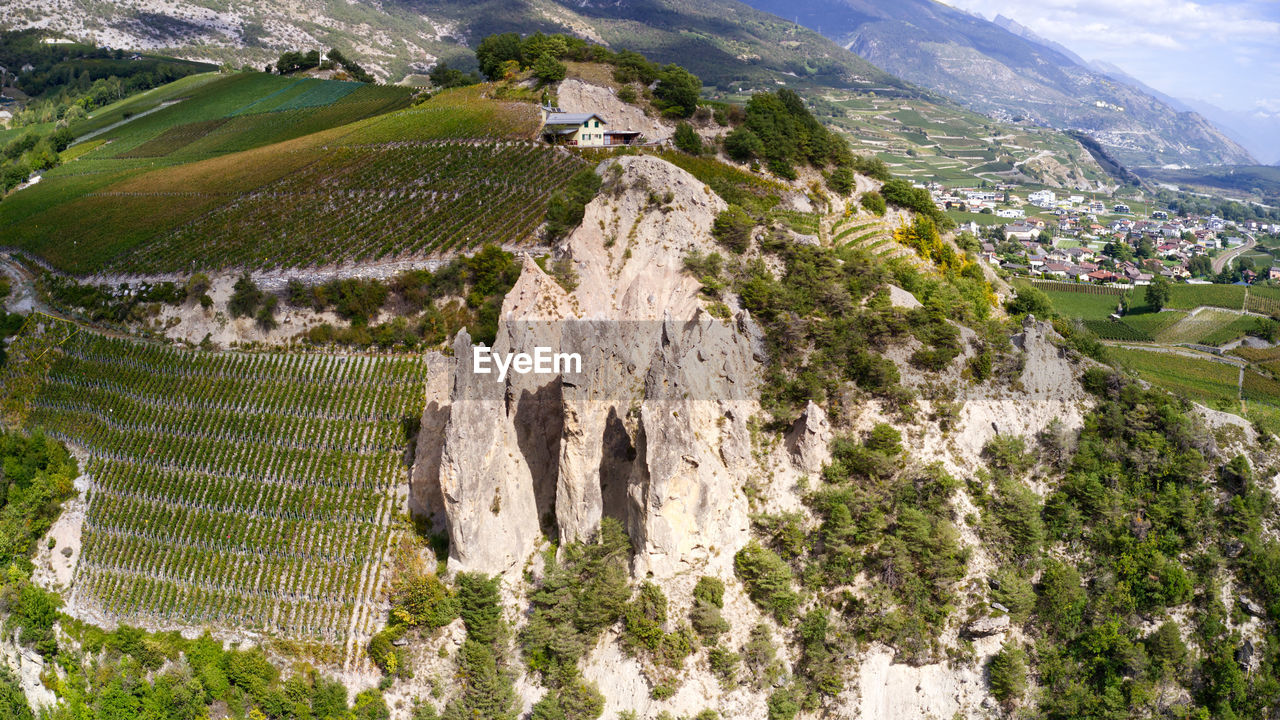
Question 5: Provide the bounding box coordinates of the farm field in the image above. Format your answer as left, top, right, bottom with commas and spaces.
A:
1116, 310, 1186, 339
3, 317, 425, 660
1155, 309, 1251, 345
1165, 283, 1246, 311
822, 91, 1111, 189
1109, 347, 1241, 410
0, 81, 570, 275
1038, 288, 1122, 320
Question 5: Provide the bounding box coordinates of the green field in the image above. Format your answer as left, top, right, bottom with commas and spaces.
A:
1040, 289, 1123, 320
4, 318, 423, 656
1156, 309, 1251, 345
1116, 311, 1186, 338
1165, 284, 1246, 311
1110, 347, 1240, 410
0, 81, 576, 274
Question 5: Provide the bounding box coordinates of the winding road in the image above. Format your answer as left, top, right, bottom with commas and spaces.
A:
1212, 233, 1257, 275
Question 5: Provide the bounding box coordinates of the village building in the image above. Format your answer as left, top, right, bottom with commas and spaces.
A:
540, 105, 642, 147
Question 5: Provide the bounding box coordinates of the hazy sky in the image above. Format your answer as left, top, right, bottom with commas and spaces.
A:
943, 0, 1280, 114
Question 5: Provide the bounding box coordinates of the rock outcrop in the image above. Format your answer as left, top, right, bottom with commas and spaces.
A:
786, 400, 833, 475
556, 78, 672, 144
417, 155, 760, 578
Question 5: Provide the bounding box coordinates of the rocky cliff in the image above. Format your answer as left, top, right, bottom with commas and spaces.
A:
414, 155, 762, 579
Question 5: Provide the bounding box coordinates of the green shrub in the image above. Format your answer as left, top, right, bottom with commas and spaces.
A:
623, 582, 669, 653
456, 573, 503, 646
860, 191, 886, 216
1006, 286, 1053, 318
690, 597, 729, 641
708, 645, 740, 685
528, 667, 604, 720
987, 642, 1027, 702
1145, 621, 1187, 679
674, 122, 702, 155
751, 512, 808, 561
693, 576, 725, 608
391, 571, 458, 629
851, 155, 891, 181
724, 127, 763, 162
1034, 558, 1086, 637
989, 567, 1035, 623
546, 169, 603, 241
532, 54, 567, 83
712, 205, 754, 252
228, 274, 265, 318
522, 519, 631, 678
653, 65, 701, 118
826, 166, 854, 195
766, 686, 800, 720
881, 178, 946, 226
734, 541, 799, 621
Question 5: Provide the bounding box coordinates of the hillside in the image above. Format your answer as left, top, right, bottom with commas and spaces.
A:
0, 74, 587, 275
0, 0, 912, 93
738, 0, 1256, 168
3, 35, 1280, 720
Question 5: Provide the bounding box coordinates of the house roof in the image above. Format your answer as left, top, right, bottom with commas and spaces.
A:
544, 112, 605, 126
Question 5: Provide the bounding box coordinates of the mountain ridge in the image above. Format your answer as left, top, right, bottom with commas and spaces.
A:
738, 0, 1255, 168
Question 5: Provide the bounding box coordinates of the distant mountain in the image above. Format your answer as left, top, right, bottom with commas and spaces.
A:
1172, 99, 1280, 166
0, 0, 912, 93
990, 14, 1089, 69
738, 0, 1255, 168
1083, 58, 1280, 165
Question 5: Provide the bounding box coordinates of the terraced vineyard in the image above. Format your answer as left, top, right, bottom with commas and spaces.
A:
130, 141, 585, 272
830, 213, 900, 258
3, 318, 426, 663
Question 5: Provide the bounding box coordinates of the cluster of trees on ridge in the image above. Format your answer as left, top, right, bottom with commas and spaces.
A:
269, 48, 374, 83
474, 32, 701, 118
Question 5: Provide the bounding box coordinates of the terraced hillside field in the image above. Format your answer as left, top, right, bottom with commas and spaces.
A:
2, 317, 426, 663
1, 81, 568, 275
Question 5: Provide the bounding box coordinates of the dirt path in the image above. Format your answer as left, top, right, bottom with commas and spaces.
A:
70, 99, 183, 146
1103, 341, 1246, 367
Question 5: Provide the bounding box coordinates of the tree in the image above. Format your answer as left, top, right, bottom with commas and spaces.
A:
987, 642, 1027, 702
532, 54, 567, 84
860, 191, 886, 216
429, 63, 479, 89
827, 166, 854, 196
734, 541, 798, 621
228, 274, 264, 318
476, 33, 523, 80
673, 122, 702, 155
723, 127, 763, 162
653, 64, 701, 118
712, 205, 754, 253
1146, 275, 1171, 311
1006, 286, 1052, 318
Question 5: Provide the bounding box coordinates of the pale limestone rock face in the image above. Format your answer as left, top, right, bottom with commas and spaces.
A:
437, 329, 542, 575
630, 312, 757, 578
409, 352, 452, 531
494, 255, 573, 541
786, 399, 833, 475
425, 155, 761, 579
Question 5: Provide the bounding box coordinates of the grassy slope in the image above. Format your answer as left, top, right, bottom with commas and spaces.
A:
0, 80, 580, 274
